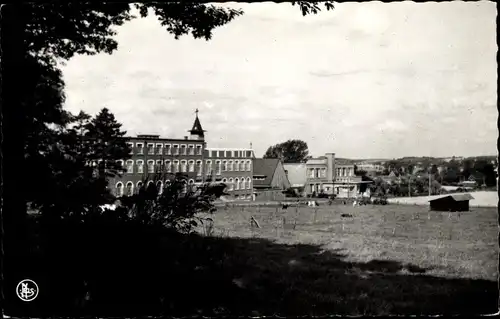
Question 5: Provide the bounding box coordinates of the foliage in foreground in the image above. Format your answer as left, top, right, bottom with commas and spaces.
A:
118, 173, 227, 233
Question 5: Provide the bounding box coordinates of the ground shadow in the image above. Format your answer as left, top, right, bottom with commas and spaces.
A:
4, 216, 498, 317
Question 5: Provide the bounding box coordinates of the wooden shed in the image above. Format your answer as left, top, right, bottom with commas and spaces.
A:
428, 193, 474, 212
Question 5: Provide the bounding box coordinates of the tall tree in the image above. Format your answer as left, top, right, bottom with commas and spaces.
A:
474, 159, 496, 187
462, 159, 474, 180
85, 108, 131, 179
263, 139, 309, 163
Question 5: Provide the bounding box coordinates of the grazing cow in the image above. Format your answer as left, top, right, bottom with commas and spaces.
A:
307, 201, 318, 207
341, 213, 353, 218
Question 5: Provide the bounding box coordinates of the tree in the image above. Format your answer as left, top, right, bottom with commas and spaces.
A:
430, 180, 442, 195
263, 139, 309, 163
26, 108, 131, 218
474, 160, 496, 187
462, 159, 474, 180
407, 164, 415, 175
354, 165, 368, 177
443, 167, 459, 185
85, 108, 132, 179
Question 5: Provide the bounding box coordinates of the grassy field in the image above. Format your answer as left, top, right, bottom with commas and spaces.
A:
193, 203, 498, 315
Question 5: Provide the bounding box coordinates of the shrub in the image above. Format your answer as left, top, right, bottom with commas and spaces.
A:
119, 172, 223, 233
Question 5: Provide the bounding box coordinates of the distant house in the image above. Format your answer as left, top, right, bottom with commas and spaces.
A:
355, 162, 384, 174
283, 163, 307, 196
429, 193, 474, 212
252, 158, 291, 201
468, 172, 485, 186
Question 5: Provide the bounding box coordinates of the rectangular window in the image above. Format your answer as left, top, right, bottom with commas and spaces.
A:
127, 143, 134, 155
211, 150, 217, 158
180, 145, 187, 155
165, 161, 171, 173
226, 151, 232, 157
188, 161, 195, 172
188, 145, 195, 155
147, 143, 154, 155
137, 143, 144, 155
148, 161, 155, 173
165, 144, 172, 155
156, 144, 163, 155
196, 161, 202, 176
222, 161, 227, 172
126, 160, 134, 174
173, 161, 179, 173
216, 161, 221, 175
218, 151, 224, 158
173, 145, 179, 155
246, 151, 252, 157
206, 161, 212, 175
156, 160, 163, 172
196, 145, 202, 155
181, 161, 187, 172
137, 161, 144, 174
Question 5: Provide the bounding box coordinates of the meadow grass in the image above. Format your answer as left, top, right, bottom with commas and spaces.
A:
191, 203, 498, 315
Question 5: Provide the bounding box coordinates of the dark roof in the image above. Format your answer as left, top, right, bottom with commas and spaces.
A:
429, 193, 474, 202
189, 114, 205, 136
253, 158, 280, 186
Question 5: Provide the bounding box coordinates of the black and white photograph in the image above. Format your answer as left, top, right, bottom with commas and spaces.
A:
1, 1, 498, 317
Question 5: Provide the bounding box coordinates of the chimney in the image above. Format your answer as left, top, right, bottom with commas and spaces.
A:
325, 152, 336, 182
184, 136, 188, 140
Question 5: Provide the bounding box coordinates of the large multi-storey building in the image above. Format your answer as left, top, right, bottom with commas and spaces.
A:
204, 147, 255, 200
111, 112, 207, 197
304, 153, 372, 198
305, 153, 336, 194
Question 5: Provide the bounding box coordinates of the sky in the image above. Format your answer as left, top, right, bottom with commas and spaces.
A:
61, 1, 497, 159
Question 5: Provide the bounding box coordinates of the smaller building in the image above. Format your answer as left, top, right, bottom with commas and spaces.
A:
429, 193, 474, 212
253, 158, 291, 201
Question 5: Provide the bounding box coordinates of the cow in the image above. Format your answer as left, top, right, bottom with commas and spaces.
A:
307, 201, 318, 207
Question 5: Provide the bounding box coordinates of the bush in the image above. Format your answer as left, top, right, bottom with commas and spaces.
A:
119, 173, 222, 233
372, 197, 388, 205
317, 192, 329, 199
283, 187, 297, 198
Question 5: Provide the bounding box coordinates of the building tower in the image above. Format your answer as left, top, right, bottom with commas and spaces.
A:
188, 108, 206, 140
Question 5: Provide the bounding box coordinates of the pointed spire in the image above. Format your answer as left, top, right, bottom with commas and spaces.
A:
189, 108, 205, 139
